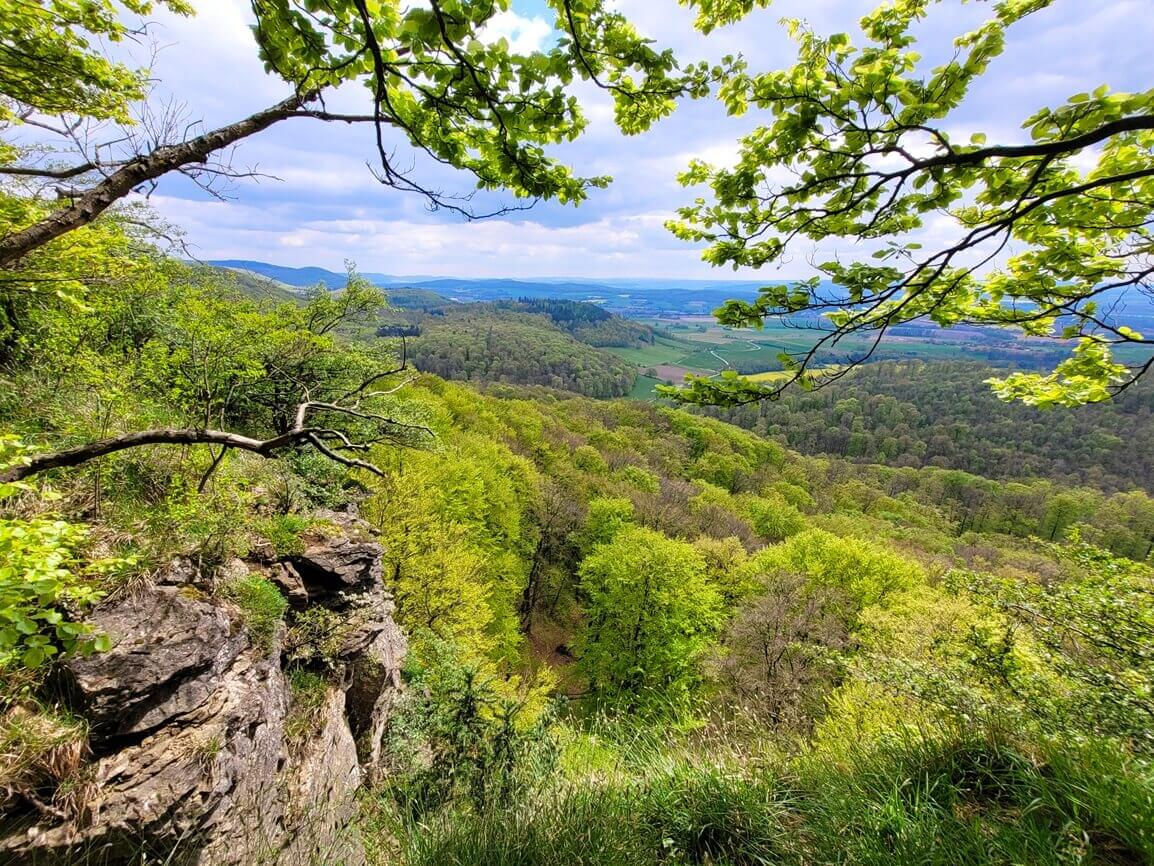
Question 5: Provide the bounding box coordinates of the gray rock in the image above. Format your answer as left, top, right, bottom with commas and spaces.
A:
289, 516, 384, 605
1, 514, 403, 865
345, 619, 407, 783
267, 561, 309, 607
64, 578, 247, 741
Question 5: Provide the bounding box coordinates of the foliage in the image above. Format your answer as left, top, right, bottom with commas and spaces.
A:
366, 434, 537, 665
0, 516, 109, 670
383, 636, 558, 818
574, 496, 635, 551
0, 0, 724, 273
0, 0, 191, 122
709, 360, 1154, 497
668, 0, 1154, 406
245, 0, 711, 203
409, 304, 638, 398
741, 492, 805, 541
0, 441, 111, 670
862, 538, 1154, 753
743, 529, 925, 614
219, 573, 288, 654
285, 601, 377, 670
577, 526, 722, 712
1, 201, 1152, 863
492, 299, 655, 348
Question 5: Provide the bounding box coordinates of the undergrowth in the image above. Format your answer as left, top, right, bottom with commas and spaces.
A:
365, 726, 1154, 866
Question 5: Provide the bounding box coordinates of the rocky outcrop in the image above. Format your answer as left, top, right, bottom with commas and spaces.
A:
1, 511, 405, 865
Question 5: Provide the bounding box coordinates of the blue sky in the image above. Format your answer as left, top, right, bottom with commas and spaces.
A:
104, 0, 1154, 279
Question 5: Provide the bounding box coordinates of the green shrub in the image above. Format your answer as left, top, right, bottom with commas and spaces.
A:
614, 465, 660, 494
286, 604, 373, 670
256, 513, 312, 558
383, 637, 559, 818
0, 515, 109, 671
0, 438, 109, 672
573, 444, 609, 474
220, 574, 287, 653
742, 492, 806, 541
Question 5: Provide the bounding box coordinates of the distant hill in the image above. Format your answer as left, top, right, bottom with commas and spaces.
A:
385, 287, 456, 312
208, 260, 367, 289
407, 303, 639, 398
206, 260, 1154, 331
491, 299, 656, 348
205, 259, 770, 317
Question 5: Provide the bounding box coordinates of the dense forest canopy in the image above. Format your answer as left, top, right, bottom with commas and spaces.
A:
706, 360, 1154, 494
405, 302, 640, 398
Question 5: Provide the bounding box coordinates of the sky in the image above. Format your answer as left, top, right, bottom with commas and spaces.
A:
88, 0, 1154, 279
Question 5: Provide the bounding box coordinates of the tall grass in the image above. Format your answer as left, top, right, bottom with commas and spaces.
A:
369, 724, 1154, 866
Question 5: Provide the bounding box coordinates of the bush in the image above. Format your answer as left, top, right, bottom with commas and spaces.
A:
742, 493, 806, 541
0, 515, 109, 671
382, 637, 558, 818
220, 573, 287, 653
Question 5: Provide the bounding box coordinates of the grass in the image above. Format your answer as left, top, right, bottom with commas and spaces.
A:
629, 375, 663, 400
219, 573, 288, 653
745, 365, 845, 384
0, 703, 90, 820
606, 336, 698, 368
366, 726, 1154, 866
285, 668, 331, 744
255, 513, 313, 557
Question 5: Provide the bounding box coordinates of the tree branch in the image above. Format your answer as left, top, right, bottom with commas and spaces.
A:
0, 371, 432, 483
0, 92, 318, 267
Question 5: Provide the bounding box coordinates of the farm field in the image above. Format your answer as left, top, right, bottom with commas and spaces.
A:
612, 316, 1089, 399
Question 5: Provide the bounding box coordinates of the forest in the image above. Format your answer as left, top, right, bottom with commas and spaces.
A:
2, 0, 1154, 865
402, 302, 641, 398
705, 360, 1154, 494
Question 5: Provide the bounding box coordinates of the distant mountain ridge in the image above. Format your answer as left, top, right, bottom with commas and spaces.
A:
207, 259, 1154, 328
206, 259, 772, 295
205, 259, 771, 317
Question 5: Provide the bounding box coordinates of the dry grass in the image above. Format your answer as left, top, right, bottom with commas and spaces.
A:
0, 704, 91, 820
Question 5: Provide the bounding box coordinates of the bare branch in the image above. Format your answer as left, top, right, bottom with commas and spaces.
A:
1, 376, 433, 483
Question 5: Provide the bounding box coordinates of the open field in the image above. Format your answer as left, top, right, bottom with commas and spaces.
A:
605, 336, 699, 368
614, 315, 1107, 400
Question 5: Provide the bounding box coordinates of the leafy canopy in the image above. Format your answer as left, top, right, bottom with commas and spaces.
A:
577, 525, 722, 712
0, 439, 112, 670
0, 0, 192, 122
1, 0, 727, 247
668, 0, 1154, 407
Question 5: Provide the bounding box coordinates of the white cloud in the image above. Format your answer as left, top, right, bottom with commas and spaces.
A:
62, 0, 1149, 281
481, 10, 552, 54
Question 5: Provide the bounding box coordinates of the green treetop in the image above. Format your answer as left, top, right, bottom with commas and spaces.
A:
667, 0, 1154, 408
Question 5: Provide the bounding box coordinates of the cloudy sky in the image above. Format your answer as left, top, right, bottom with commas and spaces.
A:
104, 0, 1154, 279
